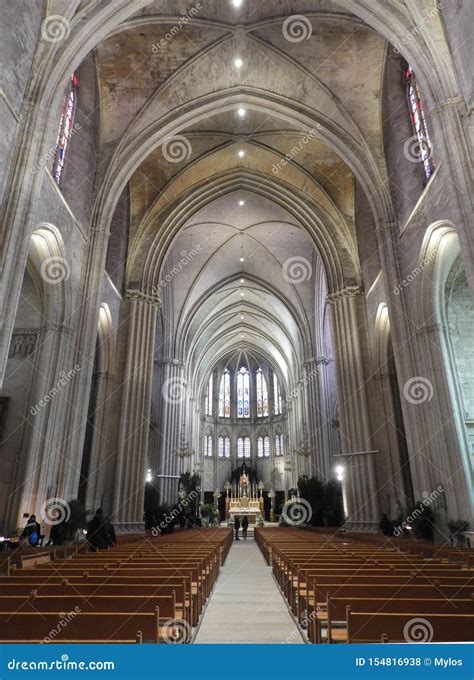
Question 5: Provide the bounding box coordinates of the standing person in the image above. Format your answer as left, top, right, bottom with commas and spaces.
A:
104, 516, 117, 548
21, 515, 41, 547
234, 516, 240, 541
86, 508, 108, 551
241, 515, 249, 540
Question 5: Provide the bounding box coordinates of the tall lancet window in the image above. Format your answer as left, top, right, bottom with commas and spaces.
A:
205, 373, 213, 415
53, 72, 79, 184
256, 369, 268, 417
218, 369, 230, 417
257, 435, 270, 458
405, 63, 435, 181
237, 366, 250, 418
275, 432, 284, 457
204, 434, 213, 457
273, 373, 282, 415
218, 435, 230, 458
237, 436, 251, 458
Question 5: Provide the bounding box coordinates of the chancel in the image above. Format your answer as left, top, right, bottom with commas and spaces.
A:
0, 0, 472, 647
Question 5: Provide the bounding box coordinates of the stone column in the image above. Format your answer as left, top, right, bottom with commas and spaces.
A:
303, 357, 332, 480
112, 290, 159, 530
327, 286, 379, 531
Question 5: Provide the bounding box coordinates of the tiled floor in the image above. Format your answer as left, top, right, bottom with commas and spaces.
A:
194, 539, 304, 644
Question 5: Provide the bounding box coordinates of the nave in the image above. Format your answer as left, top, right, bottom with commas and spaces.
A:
0, 527, 472, 645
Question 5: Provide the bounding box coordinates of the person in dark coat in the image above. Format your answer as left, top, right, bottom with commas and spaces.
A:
104, 516, 117, 548
241, 516, 249, 540
379, 513, 394, 537
21, 515, 41, 547
86, 508, 108, 551
234, 516, 240, 541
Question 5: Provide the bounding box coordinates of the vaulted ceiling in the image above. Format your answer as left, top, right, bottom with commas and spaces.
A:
92, 0, 391, 394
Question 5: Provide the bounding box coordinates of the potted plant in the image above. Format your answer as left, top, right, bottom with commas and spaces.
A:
448, 519, 470, 547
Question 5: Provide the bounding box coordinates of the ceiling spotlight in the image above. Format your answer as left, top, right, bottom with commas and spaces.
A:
240, 315, 245, 320
241, 334, 245, 338
234, 57, 243, 69
240, 257, 245, 262
237, 107, 246, 118
232, 0, 243, 7
240, 278, 244, 283
239, 200, 245, 206
240, 292, 245, 297
335, 465, 344, 475
238, 149, 245, 158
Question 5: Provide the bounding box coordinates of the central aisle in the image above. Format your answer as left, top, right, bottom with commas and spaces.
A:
194, 539, 305, 644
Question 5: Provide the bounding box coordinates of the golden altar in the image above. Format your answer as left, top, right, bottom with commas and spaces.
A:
225, 471, 264, 521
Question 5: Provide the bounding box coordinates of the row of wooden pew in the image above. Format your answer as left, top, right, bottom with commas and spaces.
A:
255, 528, 473, 643
0, 528, 233, 643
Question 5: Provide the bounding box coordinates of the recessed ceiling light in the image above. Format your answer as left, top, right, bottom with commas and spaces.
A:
240, 278, 244, 283
238, 149, 245, 158
240, 257, 245, 262
237, 107, 246, 118
241, 334, 245, 338
241, 292, 245, 297
240, 315, 244, 320
239, 200, 245, 206
234, 57, 243, 69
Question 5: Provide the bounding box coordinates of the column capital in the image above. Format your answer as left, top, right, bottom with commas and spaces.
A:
326, 285, 363, 305
158, 357, 185, 368
415, 322, 446, 335
304, 355, 330, 367
125, 288, 160, 308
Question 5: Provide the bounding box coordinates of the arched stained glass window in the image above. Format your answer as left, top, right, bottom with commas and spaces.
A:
237, 436, 251, 458
204, 434, 213, 457
53, 72, 79, 184
257, 435, 270, 457
405, 63, 435, 181
218, 369, 230, 417
205, 373, 213, 415
218, 435, 230, 458
275, 433, 284, 457
237, 366, 250, 418
256, 369, 268, 417
273, 373, 283, 415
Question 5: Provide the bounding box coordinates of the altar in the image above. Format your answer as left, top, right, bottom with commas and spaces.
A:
225, 470, 264, 521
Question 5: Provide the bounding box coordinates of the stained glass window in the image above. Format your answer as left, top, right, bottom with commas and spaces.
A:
237, 436, 251, 458
237, 366, 250, 418
257, 435, 270, 457
218, 435, 230, 458
405, 63, 435, 181
275, 432, 284, 457
256, 369, 269, 417
205, 373, 213, 415
273, 373, 282, 415
218, 369, 230, 417
204, 434, 213, 457
53, 72, 79, 184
